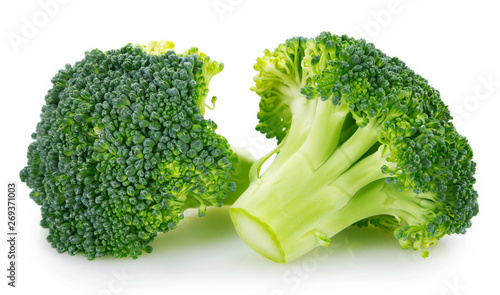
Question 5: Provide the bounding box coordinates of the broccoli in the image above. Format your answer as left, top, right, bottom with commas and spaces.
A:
230, 32, 478, 263
19, 41, 253, 260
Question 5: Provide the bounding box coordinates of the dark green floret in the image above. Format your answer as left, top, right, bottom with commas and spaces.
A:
230, 32, 478, 263
20, 41, 252, 260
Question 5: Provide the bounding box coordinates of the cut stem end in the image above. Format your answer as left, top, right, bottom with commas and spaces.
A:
229, 208, 286, 264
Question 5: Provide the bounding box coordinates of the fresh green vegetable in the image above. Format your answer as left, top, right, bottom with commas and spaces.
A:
230, 32, 478, 263
20, 41, 253, 260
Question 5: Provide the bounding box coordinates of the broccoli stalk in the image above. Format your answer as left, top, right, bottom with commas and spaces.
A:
230, 32, 478, 263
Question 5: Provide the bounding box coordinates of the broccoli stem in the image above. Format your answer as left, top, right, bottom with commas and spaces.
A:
230, 112, 411, 263
296, 100, 348, 170
231, 170, 435, 263
316, 180, 435, 244
312, 122, 379, 183
259, 89, 315, 178
269, 147, 391, 234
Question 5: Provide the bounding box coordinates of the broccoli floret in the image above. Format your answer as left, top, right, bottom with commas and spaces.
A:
19, 41, 252, 260
230, 32, 478, 263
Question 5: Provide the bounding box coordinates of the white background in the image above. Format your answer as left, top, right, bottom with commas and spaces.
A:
1, 0, 499, 294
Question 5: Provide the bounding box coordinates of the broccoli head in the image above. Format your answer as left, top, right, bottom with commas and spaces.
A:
230, 32, 478, 263
19, 41, 251, 260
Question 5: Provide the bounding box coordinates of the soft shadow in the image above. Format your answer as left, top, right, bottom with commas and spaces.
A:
150, 206, 236, 253
289, 225, 442, 265
331, 225, 400, 252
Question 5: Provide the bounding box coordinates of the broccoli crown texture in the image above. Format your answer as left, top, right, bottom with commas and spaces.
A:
230, 32, 478, 263
20, 41, 235, 259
